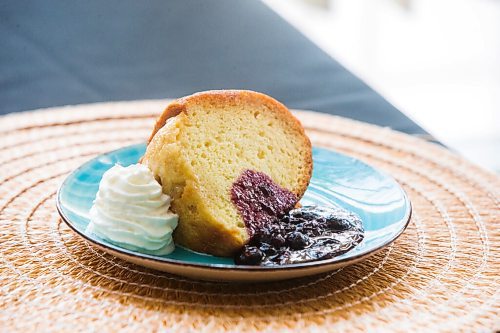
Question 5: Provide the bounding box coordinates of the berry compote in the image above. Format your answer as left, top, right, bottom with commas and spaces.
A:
234, 206, 364, 266
231, 169, 298, 238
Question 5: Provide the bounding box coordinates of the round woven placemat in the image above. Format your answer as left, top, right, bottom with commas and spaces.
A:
0, 100, 498, 332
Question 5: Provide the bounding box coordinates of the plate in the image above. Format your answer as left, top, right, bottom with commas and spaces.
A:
57, 144, 411, 282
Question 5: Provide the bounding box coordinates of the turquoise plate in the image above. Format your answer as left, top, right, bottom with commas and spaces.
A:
57, 144, 411, 282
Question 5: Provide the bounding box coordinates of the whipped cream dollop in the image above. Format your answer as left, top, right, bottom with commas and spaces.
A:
87, 163, 178, 255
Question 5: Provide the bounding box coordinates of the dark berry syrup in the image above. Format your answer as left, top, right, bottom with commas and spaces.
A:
235, 206, 364, 266
231, 170, 364, 266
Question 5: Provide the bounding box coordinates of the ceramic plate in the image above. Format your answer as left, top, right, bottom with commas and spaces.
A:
57, 144, 411, 282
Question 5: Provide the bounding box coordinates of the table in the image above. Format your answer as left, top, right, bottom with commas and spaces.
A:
0, 103, 498, 332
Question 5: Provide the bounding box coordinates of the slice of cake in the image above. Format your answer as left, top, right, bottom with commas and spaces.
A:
142, 90, 312, 256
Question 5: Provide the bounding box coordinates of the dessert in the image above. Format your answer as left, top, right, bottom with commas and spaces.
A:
87, 89, 365, 266
142, 90, 312, 256
234, 206, 364, 266
87, 164, 178, 255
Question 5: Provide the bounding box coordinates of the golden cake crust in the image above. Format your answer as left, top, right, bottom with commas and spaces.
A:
143, 90, 312, 256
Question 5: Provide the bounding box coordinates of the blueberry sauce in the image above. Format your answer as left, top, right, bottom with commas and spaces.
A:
230, 169, 298, 238
234, 206, 364, 266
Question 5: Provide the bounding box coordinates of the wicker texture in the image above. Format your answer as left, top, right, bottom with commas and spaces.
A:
0, 100, 498, 332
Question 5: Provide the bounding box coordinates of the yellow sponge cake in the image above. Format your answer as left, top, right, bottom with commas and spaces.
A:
142, 90, 312, 256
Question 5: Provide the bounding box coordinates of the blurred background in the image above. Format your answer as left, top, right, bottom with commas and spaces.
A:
1, 0, 498, 173
264, 0, 500, 173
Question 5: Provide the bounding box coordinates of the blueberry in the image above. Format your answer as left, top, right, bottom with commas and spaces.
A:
327, 217, 354, 231
270, 234, 286, 248
258, 230, 273, 244
259, 243, 278, 256
235, 246, 263, 265
280, 215, 291, 223
286, 232, 309, 250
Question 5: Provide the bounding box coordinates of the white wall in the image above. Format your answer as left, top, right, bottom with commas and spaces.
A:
264, 0, 500, 172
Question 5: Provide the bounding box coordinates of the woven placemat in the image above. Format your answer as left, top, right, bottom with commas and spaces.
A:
0, 100, 498, 332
